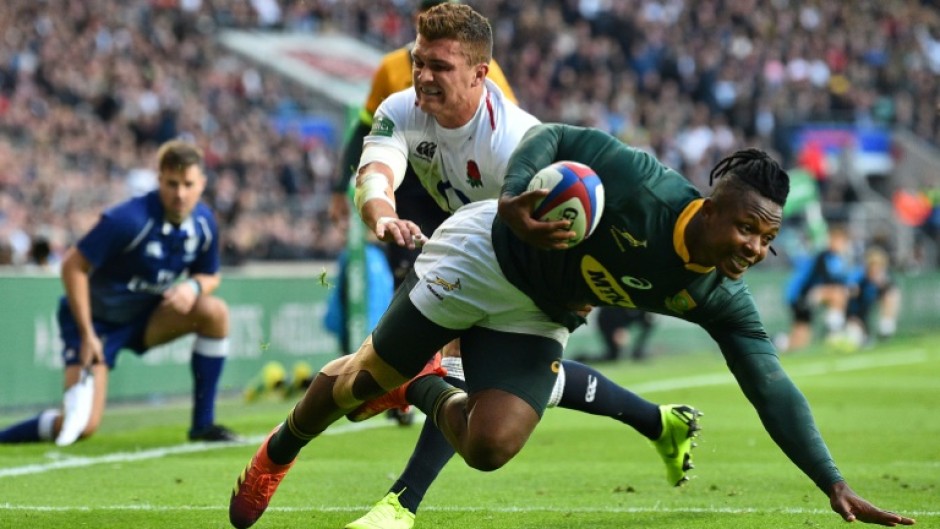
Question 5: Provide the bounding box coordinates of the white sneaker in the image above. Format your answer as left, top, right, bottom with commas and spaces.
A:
56, 369, 94, 446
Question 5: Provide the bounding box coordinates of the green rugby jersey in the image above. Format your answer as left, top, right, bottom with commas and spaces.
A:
494, 123, 764, 344
493, 124, 843, 493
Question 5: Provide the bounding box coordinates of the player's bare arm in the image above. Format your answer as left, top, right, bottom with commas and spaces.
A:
356, 159, 426, 249
60, 247, 103, 366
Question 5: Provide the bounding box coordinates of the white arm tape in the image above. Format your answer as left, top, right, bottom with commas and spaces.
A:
354, 172, 395, 213
358, 143, 408, 191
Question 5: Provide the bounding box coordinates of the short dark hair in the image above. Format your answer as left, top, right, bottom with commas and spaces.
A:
709, 148, 789, 207
157, 139, 203, 173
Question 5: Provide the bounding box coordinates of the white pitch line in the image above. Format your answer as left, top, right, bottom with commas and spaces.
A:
0, 348, 927, 480
0, 419, 398, 479
0, 503, 937, 517
628, 348, 927, 394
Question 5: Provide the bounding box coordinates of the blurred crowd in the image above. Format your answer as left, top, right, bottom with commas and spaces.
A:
2, 0, 939, 268
0, 0, 343, 268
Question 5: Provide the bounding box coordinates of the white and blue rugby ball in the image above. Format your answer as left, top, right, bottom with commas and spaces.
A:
527, 161, 605, 247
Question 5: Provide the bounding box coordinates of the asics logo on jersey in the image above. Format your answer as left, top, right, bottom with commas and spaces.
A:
580, 255, 637, 308
610, 225, 647, 251
665, 289, 697, 315
415, 141, 437, 159
584, 375, 597, 402
620, 276, 652, 290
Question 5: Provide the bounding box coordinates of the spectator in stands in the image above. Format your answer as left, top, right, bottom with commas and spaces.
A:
4, 1, 940, 266
0, 140, 237, 445
0, 1, 331, 265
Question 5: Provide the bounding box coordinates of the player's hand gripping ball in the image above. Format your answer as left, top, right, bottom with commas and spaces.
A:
527, 161, 605, 247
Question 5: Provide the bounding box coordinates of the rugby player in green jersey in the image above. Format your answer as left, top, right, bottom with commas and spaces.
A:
229, 123, 914, 528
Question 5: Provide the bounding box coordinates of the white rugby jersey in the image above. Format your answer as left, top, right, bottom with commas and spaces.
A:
363, 79, 540, 213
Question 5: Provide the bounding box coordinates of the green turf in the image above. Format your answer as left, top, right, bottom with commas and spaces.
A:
1, 334, 937, 528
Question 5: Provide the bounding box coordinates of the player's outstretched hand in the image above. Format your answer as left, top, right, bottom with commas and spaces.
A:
828, 481, 915, 526
375, 216, 427, 250
497, 191, 575, 250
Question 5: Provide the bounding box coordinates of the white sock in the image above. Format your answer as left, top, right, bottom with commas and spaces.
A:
194, 336, 229, 357
38, 409, 61, 441
824, 309, 845, 333
878, 318, 896, 337
547, 363, 566, 409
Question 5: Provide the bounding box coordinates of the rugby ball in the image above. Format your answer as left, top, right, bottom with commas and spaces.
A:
527, 161, 605, 247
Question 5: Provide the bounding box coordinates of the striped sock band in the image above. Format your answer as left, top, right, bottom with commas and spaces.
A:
285, 407, 318, 441
430, 388, 463, 429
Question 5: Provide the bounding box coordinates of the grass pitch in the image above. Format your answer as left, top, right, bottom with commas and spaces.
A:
1, 334, 937, 529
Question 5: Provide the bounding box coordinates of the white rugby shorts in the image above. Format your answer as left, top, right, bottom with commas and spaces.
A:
409, 200, 570, 347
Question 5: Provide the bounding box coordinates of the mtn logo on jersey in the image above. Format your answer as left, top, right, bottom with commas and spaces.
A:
466, 160, 483, 188
580, 255, 637, 308
371, 116, 395, 137
415, 141, 436, 160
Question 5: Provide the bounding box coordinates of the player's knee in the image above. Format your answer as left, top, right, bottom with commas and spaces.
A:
202, 295, 229, 323
193, 295, 229, 334
463, 430, 524, 471
464, 445, 517, 472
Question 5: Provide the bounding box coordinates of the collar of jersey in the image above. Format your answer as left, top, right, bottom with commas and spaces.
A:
673, 198, 715, 274
162, 217, 195, 236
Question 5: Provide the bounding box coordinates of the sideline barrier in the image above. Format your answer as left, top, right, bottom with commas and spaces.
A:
1, 270, 937, 408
